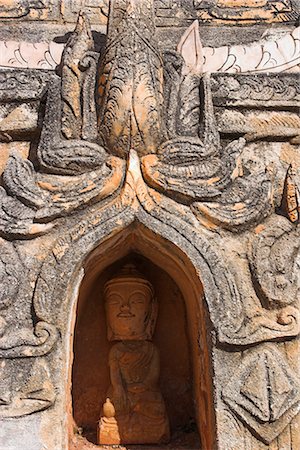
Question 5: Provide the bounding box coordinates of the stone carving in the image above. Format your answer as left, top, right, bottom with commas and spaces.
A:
250, 215, 300, 307
211, 73, 300, 108
3, 0, 296, 26
0, 358, 56, 418
97, 0, 166, 158
223, 346, 300, 443
217, 110, 300, 142
0, 242, 21, 312
0, 13, 125, 238
154, 0, 299, 26
193, 0, 298, 24
61, 0, 109, 24
0, 69, 53, 102
60, 11, 96, 141
1, 0, 296, 350
203, 26, 300, 74
0, 0, 58, 20
142, 68, 272, 231
30, 149, 300, 351
0, 239, 58, 358
99, 264, 170, 445
2, 26, 299, 74
0, 0, 270, 238
0, 1, 299, 448
0, 0, 297, 355
0, 0, 45, 19
191, 172, 273, 232
280, 164, 300, 223
0, 321, 59, 359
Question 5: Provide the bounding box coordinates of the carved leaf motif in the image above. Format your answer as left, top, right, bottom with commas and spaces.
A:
223, 347, 300, 444
177, 73, 202, 137
162, 50, 202, 139
35, 156, 125, 220
0, 148, 125, 240
142, 73, 244, 204
38, 69, 101, 175
162, 50, 184, 137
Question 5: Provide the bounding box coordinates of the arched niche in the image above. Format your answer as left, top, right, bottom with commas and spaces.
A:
68, 223, 216, 449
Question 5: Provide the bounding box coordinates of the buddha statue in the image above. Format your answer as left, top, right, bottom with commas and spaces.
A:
98, 264, 170, 445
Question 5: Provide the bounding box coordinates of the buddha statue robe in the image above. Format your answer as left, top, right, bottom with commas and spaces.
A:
107, 340, 170, 444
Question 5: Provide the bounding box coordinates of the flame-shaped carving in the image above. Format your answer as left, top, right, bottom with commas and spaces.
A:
97, 0, 166, 158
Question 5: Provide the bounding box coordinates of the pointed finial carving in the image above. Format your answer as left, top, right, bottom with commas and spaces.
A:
61, 11, 95, 140
97, 0, 166, 158
280, 164, 300, 224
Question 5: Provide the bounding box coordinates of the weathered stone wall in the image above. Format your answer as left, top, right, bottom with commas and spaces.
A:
0, 1, 299, 449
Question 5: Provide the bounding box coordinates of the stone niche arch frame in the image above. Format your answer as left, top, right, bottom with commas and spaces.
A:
32, 206, 242, 450
71, 222, 216, 448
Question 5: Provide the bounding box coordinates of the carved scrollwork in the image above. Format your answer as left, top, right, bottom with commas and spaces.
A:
211, 73, 300, 108
0, 0, 282, 241
142, 69, 272, 231
0, 186, 53, 238
223, 346, 300, 444
249, 215, 300, 307
3, 151, 47, 208
0, 150, 125, 237
142, 135, 245, 203
0, 240, 58, 358
0, 321, 58, 359
192, 171, 273, 231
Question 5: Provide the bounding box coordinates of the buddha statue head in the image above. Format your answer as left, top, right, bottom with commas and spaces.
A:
104, 264, 157, 341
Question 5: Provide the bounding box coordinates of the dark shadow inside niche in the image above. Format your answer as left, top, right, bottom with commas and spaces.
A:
71, 252, 200, 448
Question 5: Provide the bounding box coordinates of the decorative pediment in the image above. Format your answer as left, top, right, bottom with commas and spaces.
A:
0, 6, 278, 239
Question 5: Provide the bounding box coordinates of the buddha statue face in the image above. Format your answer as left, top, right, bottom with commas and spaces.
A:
104, 265, 157, 341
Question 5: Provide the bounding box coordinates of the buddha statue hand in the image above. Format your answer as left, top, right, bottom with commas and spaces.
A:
112, 386, 128, 413
127, 382, 147, 394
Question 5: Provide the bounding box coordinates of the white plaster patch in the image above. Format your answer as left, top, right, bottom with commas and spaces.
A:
0, 26, 299, 73
0, 416, 42, 450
